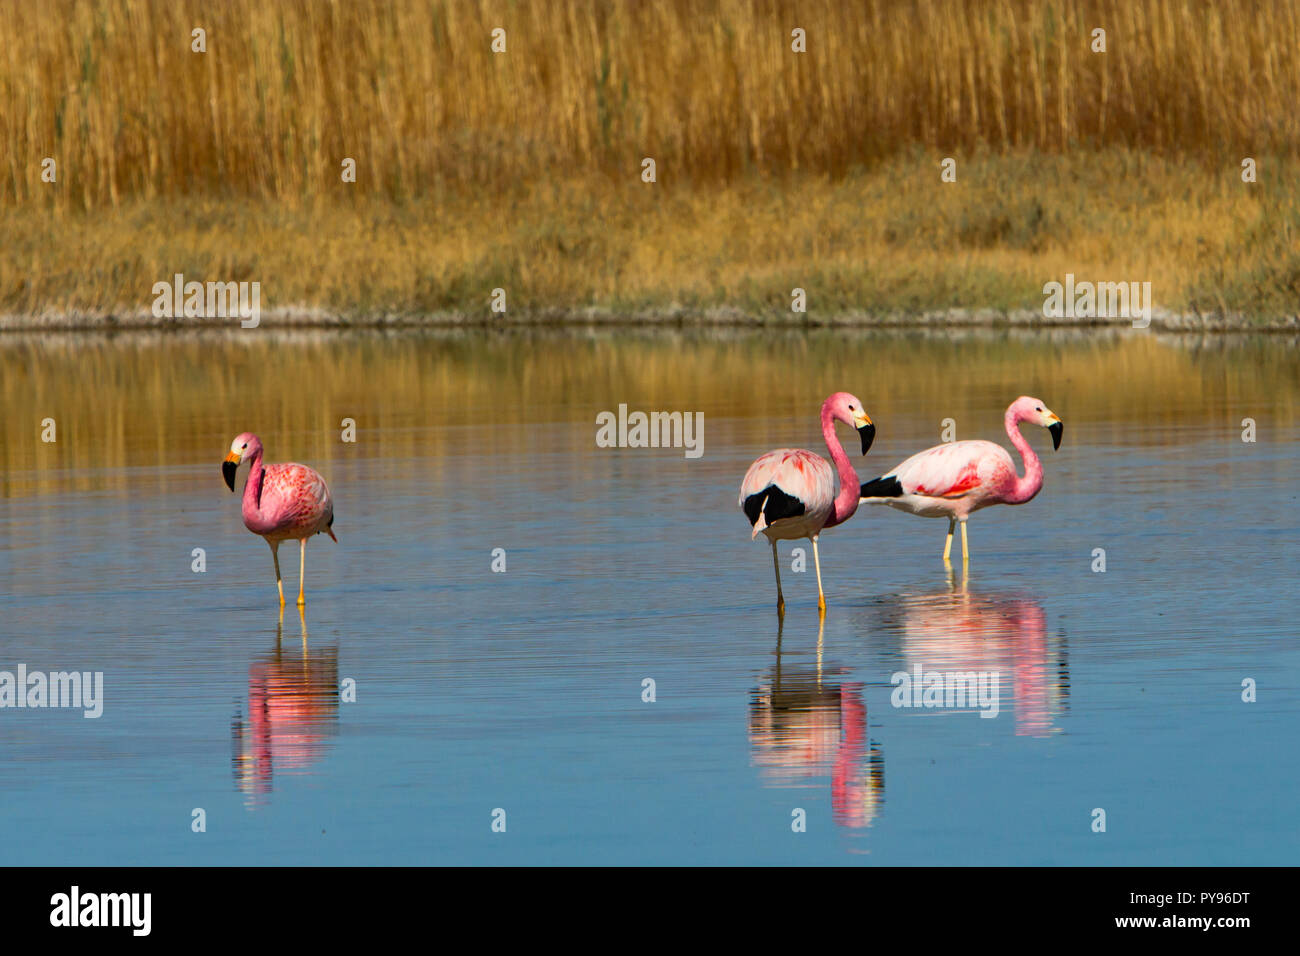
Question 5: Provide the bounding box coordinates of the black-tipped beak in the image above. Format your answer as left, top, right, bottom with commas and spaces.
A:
222, 459, 238, 492
1049, 420, 1063, 450
858, 422, 876, 456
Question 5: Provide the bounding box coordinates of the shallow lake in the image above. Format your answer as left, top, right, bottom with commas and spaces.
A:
1, 327, 1297, 864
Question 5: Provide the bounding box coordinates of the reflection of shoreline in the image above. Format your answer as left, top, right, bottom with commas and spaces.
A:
860, 578, 1068, 737
231, 617, 340, 807
5, 329, 1296, 502
748, 619, 885, 829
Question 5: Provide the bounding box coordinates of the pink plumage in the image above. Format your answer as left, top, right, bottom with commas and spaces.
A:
740, 449, 836, 540
858, 396, 1063, 561
223, 431, 336, 606
739, 392, 875, 613
242, 460, 336, 541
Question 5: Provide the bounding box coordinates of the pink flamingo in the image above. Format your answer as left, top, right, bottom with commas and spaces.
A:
739, 392, 875, 613
223, 432, 336, 607
858, 396, 1062, 562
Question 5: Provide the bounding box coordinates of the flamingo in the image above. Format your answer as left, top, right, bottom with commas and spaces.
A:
739, 392, 875, 613
222, 432, 336, 607
858, 396, 1062, 563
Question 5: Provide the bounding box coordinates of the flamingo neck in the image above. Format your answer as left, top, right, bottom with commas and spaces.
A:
821, 404, 859, 528
244, 449, 266, 512
1004, 408, 1043, 504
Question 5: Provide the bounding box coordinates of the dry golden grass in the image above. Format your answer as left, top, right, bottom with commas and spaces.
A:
3, 150, 1298, 319
4, 0, 1298, 207
2, 1, 1298, 319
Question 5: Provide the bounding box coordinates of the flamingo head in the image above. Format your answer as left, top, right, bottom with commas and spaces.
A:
825, 392, 876, 455
223, 432, 263, 491
1014, 397, 1063, 450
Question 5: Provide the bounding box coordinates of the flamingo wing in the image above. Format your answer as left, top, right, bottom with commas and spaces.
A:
740, 449, 835, 536
862, 440, 1012, 500
261, 463, 335, 537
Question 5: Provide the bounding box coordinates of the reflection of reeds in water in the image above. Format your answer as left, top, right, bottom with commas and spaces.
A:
2, 330, 1297, 498
231, 639, 340, 807
4, 0, 1298, 208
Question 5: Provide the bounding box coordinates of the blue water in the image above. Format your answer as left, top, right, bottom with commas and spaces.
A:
1, 329, 1296, 864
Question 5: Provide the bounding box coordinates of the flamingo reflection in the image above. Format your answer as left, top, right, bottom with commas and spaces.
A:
231, 611, 340, 805
864, 568, 1068, 736
748, 617, 885, 829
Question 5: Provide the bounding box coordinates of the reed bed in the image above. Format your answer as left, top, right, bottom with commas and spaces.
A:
3, 150, 1297, 319
2, 1, 1297, 319
3, 0, 1298, 209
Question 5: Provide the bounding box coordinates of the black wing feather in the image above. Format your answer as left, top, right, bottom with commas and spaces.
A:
743, 485, 806, 527
859, 475, 904, 498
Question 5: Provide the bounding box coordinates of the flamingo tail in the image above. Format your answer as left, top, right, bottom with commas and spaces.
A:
859, 475, 904, 501
743, 485, 805, 539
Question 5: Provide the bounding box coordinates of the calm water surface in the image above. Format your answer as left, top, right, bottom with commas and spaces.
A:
1, 328, 1297, 864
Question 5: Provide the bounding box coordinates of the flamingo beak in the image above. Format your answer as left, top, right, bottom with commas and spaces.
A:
222, 451, 240, 491
1048, 417, 1063, 450
856, 420, 876, 456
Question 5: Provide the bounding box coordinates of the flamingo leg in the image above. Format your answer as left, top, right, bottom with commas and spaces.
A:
269, 540, 285, 608
770, 539, 785, 615
943, 517, 955, 561
960, 520, 970, 563
816, 613, 824, 682
811, 535, 826, 613
297, 538, 307, 606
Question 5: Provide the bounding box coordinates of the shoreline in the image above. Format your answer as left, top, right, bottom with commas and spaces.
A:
3, 307, 1297, 334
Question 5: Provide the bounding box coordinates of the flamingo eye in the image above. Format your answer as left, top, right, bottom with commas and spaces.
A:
242, 443, 247, 449
1035, 406, 1042, 412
